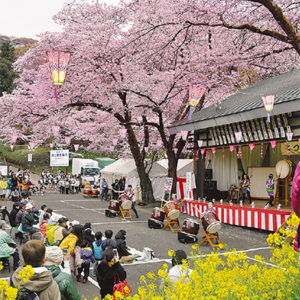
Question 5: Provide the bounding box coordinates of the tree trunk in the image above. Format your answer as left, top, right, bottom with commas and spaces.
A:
126, 125, 155, 203
166, 146, 178, 195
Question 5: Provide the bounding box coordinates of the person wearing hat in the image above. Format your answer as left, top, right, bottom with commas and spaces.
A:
21, 203, 39, 235
54, 217, 70, 245
44, 246, 81, 300
0, 220, 19, 270
168, 250, 192, 284
266, 173, 275, 206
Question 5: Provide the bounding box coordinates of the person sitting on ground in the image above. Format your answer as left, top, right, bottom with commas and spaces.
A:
59, 224, 84, 274
0, 220, 19, 270
31, 232, 44, 241
9, 202, 20, 228
44, 246, 81, 300
101, 230, 117, 251
97, 249, 126, 299
46, 208, 53, 216
83, 222, 95, 248
92, 231, 103, 277
21, 203, 39, 235
54, 217, 70, 245
115, 230, 135, 264
11, 188, 20, 202
77, 241, 95, 283
168, 250, 192, 284
39, 205, 48, 225
15, 205, 25, 227
39, 213, 50, 239
46, 215, 60, 245
11, 240, 61, 300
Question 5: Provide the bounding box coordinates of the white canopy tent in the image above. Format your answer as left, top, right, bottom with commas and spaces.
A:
156, 159, 194, 177
100, 159, 167, 200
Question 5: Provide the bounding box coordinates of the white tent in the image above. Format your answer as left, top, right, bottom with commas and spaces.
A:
156, 159, 194, 177
100, 159, 167, 200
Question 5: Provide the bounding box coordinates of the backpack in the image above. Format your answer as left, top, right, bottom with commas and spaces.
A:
93, 240, 103, 260
18, 289, 40, 300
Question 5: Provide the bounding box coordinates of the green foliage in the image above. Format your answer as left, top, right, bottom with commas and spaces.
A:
0, 42, 18, 96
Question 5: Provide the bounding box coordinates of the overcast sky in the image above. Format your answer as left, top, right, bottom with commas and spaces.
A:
0, 0, 119, 39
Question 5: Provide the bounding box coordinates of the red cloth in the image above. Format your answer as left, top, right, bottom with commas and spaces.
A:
39, 220, 48, 238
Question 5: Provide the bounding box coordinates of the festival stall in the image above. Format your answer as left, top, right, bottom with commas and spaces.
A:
172, 69, 300, 230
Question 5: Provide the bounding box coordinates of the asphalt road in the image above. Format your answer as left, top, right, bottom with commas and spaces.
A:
0, 192, 272, 299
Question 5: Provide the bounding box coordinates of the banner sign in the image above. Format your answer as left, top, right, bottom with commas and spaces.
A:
281, 142, 300, 156
0, 165, 8, 176
188, 86, 205, 107
50, 150, 69, 167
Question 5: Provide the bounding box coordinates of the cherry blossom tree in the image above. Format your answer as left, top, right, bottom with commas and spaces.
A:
1, 0, 299, 201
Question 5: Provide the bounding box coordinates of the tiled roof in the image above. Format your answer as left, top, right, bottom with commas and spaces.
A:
190, 68, 300, 123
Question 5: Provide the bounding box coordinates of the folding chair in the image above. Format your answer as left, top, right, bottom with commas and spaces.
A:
162, 215, 180, 232
119, 207, 132, 220
199, 228, 220, 249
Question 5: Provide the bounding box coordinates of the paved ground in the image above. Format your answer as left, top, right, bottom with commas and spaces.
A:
0, 192, 273, 299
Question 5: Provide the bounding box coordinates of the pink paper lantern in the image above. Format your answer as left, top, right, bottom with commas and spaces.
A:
234, 131, 242, 143
287, 132, 293, 141
270, 140, 277, 149
49, 143, 54, 149
74, 144, 79, 151
200, 148, 206, 156
181, 130, 189, 141
248, 143, 255, 151
11, 134, 18, 143
52, 126, 60, 136
173, 148, 178, 154
197, 140, 203, 148
144, 146, 149, 152
112, 138, 118, 146
211, 147, 217, 155
65, 136, 71, 144
222, 147, 225, 158
10, 145, 14, 151
110, 146, 114, 152
229, 145, 235, 152
119, 128, 127, 138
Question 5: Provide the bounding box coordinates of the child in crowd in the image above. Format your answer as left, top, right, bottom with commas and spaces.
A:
92, 231, 103, 277
77, 242, 95, 283
83, 222, 95, 248
11, 188, 20, 202
39, 213, 50, 239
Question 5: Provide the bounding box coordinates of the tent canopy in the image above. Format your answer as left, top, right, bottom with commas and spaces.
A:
156, 159, 194, 177
95, 157, 116, 169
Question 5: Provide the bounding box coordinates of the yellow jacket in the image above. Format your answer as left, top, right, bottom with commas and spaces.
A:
0, 180, 7, 190
59, 233, 78, 256
46, 224, 58, 245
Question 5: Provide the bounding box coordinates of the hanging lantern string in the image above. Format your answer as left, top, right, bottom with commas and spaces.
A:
54, 86, 61, 106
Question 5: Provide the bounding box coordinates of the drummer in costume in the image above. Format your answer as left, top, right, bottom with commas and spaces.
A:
201, 202, 220, 232
124, 185, 139, 218
266, 174, 275, 206
241, 174, 251, 204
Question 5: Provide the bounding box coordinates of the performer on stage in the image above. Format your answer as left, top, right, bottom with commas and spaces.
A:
266, 174, 275, 206
124, 185, 139, 218
241, 174, 251, 204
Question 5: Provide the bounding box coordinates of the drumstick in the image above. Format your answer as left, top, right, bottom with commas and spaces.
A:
190, 203, 205, 218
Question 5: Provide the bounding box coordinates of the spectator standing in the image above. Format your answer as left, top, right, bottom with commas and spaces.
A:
111, 179, 119, 200
124, 185, 139, 218
5, 176, 12, 200
39, 213, 50, 239
44, 246, 81, 300
0, 220, 19, 270
100, 178, 108, 201
0, 177, 7, 199
11, 240, 61, 300
77, 242, 95, 283
92, 232, 103, 277
83, 222, 95, 248
96, 249, 126, 299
